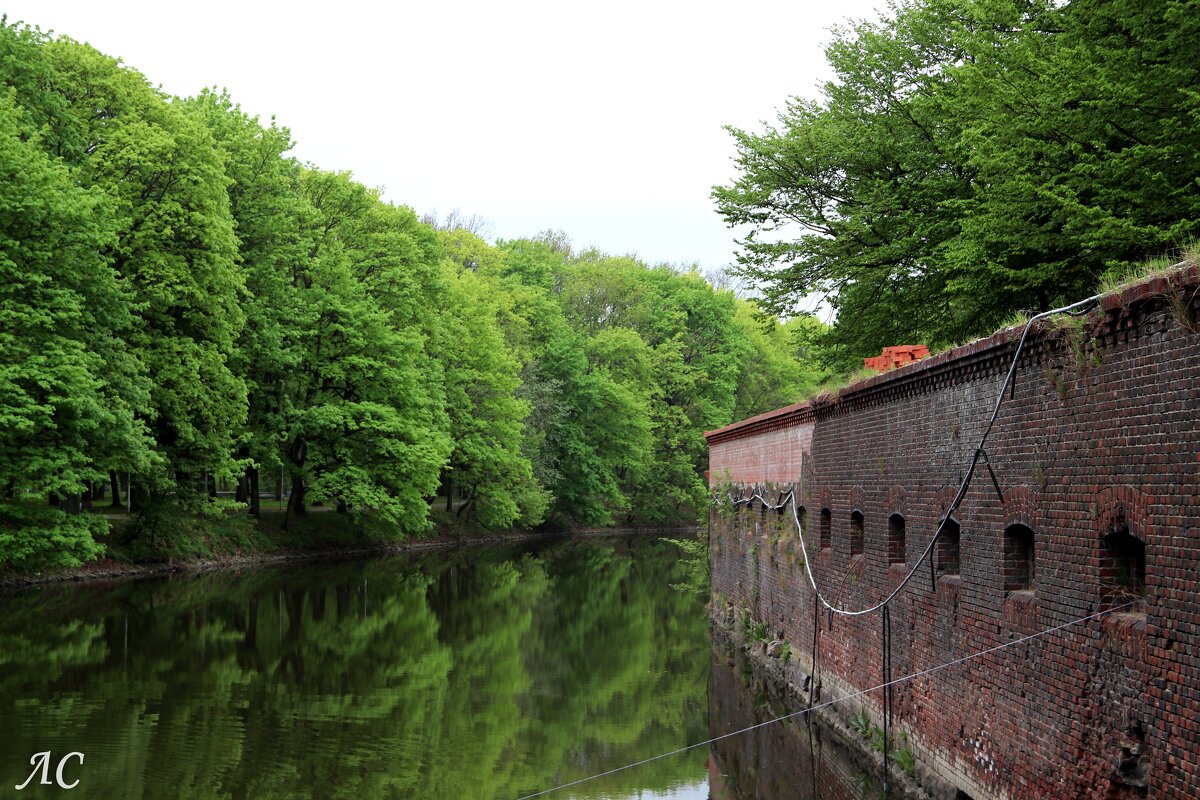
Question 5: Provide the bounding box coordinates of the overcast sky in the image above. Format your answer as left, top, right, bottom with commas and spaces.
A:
5, 0, 884, 274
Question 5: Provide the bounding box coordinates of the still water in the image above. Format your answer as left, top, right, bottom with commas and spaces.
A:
1, 535, 888, 799
1, 537, 709, 799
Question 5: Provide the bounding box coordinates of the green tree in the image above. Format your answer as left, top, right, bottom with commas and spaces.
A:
559, 259, 743, 522
42, 37, 248, 503
714, 0, 1200, 362
183, 88, 309, 515
436, 251, 549, 528
729, 300, 824, 419
493, 239, 656, 526
279, 170, 450, 530
0, 89, 146, 565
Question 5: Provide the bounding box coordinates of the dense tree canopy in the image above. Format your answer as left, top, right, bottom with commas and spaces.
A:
714, 0, 1200, 366
0, 18, 820, 567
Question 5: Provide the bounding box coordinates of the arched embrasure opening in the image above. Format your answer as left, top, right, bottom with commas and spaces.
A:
850, 510, 864, 556
936, 517, 961, 576
1004, 523, 1035, 592
888, 513, 906, 564
1101, 527, 1146, 605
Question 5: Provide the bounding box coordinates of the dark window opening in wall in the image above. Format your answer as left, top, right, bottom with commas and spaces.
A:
850, 511, 864, 556
820, 509, 831, 549
1101, 527, 1146, 605
1004, 524, 1035, 592
954, 791, 977, 800
888, 514, 906, 564
937, 517, 961, 576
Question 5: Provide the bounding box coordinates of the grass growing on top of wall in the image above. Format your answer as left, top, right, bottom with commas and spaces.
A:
1097, 242, 1199, 296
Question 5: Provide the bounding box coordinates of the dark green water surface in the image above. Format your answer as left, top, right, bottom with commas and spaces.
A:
0, 536, 710, 799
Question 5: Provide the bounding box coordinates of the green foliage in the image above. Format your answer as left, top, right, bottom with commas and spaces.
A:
715, 0, 1200, 362
43, 36, 248, 494
183, 88, 306, 502
849, 706, 874, 739
730, 301, 825, 418
848, 706, 915, 777
0, 87, 151, 498
436, 251, 548, 528
778, 640, 791, 662
892, 741, 916, 777
0, 502, 106, 570
741, 611, 769, 642
115, 502, 267, 563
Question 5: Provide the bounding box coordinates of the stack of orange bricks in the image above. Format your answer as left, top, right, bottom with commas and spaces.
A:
863, 344, 930, 372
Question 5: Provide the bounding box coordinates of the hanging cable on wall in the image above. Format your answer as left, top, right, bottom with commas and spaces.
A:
701, 282, 1173, 797
731, 285, 1113, 617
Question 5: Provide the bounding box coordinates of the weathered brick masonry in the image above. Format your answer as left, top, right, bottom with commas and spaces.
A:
705, 268, 1200, 800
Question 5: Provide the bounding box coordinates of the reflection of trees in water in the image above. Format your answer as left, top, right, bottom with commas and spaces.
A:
0, 539, 708, 799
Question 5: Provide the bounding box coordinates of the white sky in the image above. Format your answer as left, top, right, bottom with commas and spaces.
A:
5, 0, 884, 274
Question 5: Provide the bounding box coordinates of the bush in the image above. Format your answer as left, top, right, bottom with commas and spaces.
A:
116, 498, 266, 563
0, 502, 107, 570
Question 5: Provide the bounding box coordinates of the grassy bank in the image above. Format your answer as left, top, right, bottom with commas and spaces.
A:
0, 497, 700, 587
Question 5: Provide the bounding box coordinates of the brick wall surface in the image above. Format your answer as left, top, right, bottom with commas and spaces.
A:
706, 268, 1200, 800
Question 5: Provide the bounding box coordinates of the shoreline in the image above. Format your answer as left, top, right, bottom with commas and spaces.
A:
0, 523, 702, 591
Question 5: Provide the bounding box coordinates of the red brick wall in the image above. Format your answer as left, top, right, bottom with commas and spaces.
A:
706, 268, 1200, 800
709, 422, 812, 486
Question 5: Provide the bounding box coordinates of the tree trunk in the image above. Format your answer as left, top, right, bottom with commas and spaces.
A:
283, 437, 307, 531
284, 475, 306, 531
290, 475, 306, 514
446, 475, 453, 512
235, 475, 246, 504
207, 472, 218, 499
336, 499, 348, 514
247, 466, 260, 518
456, 488, 475, 519
110, 472, 123, 509
64, 493, 82, 515
49, 493, 59, 507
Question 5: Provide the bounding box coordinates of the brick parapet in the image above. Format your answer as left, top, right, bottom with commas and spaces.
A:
705, 264, 1200, 451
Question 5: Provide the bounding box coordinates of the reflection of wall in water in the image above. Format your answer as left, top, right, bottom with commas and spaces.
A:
708, 629, 906, 800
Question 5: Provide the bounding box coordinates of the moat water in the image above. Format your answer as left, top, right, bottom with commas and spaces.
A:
1, 536, 888, 799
